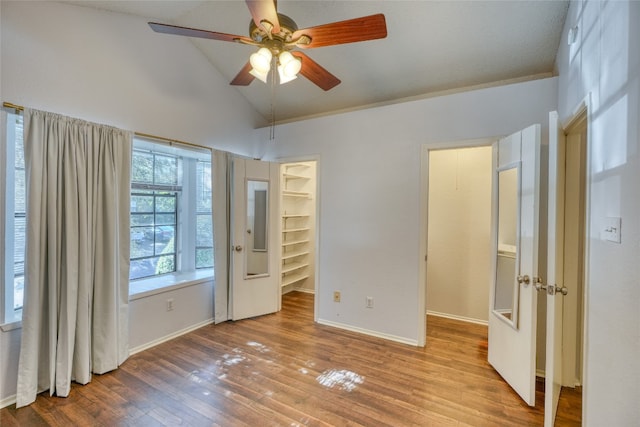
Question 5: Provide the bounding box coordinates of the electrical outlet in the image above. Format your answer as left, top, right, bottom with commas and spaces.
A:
333, 291, 341, 303
366, 297, 374, 308
166, 298, 174, 311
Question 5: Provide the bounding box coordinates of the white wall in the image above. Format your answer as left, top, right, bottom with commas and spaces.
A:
129, 281, 214, 352
262, 77, 558, 343
556, 1, 640, 424
426, 146, 493, 323
0, 1, 264, 153
0, 1, 261, 405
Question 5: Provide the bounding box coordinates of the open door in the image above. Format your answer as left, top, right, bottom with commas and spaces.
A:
230, 158, 280, 320
488, 124, 541, 406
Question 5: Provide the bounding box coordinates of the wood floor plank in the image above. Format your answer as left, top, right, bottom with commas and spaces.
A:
1, 292, 582, 426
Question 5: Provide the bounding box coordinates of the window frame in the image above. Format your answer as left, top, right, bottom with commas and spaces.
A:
2, 111, 25, 324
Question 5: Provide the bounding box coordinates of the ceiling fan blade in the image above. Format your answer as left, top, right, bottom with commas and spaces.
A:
291, 52, 341, 91
230, 62, 256, 86
149, 22, 252, 44
245, 0, 281, 34
292, 14, 387, 49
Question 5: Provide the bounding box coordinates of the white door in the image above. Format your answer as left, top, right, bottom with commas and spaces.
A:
544, 111, 567, 426
488, 124, 541, 406
230, 158, 280, 320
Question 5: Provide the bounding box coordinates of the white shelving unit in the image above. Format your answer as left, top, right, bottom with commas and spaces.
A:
280, 162, 315, 293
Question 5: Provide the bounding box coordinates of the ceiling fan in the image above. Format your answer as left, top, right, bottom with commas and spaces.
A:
148, 0, 387, 91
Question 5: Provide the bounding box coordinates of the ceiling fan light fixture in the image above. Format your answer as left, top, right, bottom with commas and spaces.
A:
249, 67, 269, 83
278, 65, 298, 84
249, 47, 272, 73
278, 51, 302, 83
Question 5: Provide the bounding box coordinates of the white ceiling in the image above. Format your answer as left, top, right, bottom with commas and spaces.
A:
63, 1, 569, 123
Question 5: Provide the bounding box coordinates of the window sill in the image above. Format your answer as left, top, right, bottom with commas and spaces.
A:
129, 269, 214, 301
1, 318, 22, 332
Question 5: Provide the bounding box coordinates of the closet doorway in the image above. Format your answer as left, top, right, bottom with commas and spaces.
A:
425, 144, 493, 325
279, 161, 318, 314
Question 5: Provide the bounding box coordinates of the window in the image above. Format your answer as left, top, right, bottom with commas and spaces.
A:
2, 111, 25, 323
195, 160, 213, 269
129, 138, 213, 292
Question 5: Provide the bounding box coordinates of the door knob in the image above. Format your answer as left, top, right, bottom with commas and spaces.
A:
533, 276, 568, 295
550, 285, 568, 296
517, 275, 530, 285
234, 245, 243, 252
534, 276, 547, 292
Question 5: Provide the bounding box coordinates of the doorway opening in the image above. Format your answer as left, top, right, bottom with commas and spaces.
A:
425, 145, 493, 326
554, 109, 587, 423
279, 161, 318, 315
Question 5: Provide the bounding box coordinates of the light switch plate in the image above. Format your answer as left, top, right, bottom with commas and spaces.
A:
602, 217, 621, 243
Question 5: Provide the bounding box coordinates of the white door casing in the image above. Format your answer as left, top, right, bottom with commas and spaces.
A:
544, 111, 566, 425
488, 124, 541, 406
230, 158, 280, 320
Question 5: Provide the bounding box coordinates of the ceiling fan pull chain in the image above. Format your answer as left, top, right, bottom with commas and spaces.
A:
270, 56, 276, 141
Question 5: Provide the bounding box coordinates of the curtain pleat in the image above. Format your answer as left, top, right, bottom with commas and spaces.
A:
212, 150, 230, 324
16, 109, 132, 407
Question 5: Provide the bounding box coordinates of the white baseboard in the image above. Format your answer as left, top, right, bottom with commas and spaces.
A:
317, 318, 418, 346
129, 318, 214, 356
1, 395, 16, 409
427, 310, 488, 326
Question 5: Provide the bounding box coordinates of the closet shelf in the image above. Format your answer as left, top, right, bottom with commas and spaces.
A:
283, 173, 310, 180
281, 272, 309, 287
281, 261, 308, 274
282, 249, 309, 260
282, 239, 309, 247
283, 227, 310, 233
282, 190, 311, 198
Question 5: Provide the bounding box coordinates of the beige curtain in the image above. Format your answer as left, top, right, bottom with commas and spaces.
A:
212, 149, 231, 323
16, 108, 132, 407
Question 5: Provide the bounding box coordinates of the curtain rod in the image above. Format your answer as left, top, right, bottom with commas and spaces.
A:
2, 101, 212, 152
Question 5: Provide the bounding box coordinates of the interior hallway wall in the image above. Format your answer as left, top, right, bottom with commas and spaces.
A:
426, 146, 493, 323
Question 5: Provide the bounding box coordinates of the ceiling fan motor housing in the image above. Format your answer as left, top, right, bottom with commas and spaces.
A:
250, 13, 300, 53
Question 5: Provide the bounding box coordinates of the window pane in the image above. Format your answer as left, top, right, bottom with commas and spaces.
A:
131, 213, 154, 226
14, 277, 24, 310
15, 169, 25, 213
196, 161, 212, 213
155, 195, 176, 213
131, 227, 154, 258
196, 214, 213, 247
196, 248, 214, 269
132, 151, 153, 184
14, 217, 26, 275
130, 258, 157, 280
154, 155, 178, 185
155, 213, 175, 226
155, 255, 175, 275
131, 195, 154, 213
154, 226, 175, 255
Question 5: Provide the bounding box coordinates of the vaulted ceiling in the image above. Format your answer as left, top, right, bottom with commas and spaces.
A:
64, 1, 569, 123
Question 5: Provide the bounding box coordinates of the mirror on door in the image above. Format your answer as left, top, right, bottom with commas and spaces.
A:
246, 179, 269, 278
492, 165, 520, 328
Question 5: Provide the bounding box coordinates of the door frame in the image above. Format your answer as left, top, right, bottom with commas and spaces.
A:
274, 154, 321, 321
555, 95, 592, 424
419, 138, 497, 346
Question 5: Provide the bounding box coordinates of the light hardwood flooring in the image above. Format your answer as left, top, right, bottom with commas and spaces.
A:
1, 291, 581, 426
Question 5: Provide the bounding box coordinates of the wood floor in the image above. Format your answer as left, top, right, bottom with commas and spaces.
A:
1, 292, 581, 426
